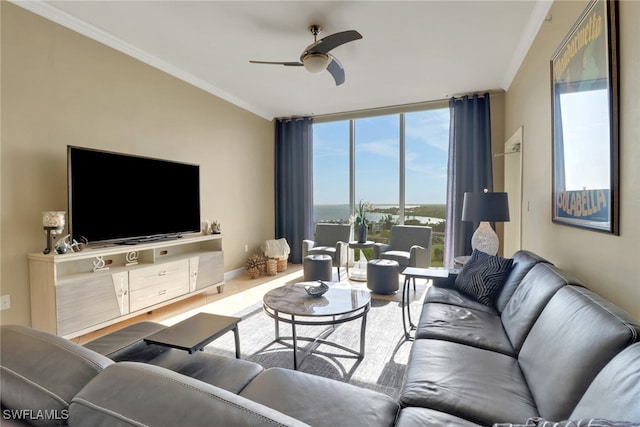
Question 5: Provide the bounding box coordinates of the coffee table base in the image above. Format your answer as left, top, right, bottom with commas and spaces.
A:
263, 305, 369, 370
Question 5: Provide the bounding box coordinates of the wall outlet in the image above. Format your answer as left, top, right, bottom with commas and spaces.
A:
244, 244, 249, 253
0, 295, 10, 311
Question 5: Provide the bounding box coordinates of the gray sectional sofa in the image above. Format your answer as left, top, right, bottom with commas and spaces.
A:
1, 250, 639, 426
398, 250, 640, 426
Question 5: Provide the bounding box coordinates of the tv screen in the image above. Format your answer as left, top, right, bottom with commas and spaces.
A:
68, 146, 200, 245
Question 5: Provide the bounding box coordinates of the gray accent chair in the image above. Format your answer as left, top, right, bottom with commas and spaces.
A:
302, 223, 351, 281
373, 225, 432, 269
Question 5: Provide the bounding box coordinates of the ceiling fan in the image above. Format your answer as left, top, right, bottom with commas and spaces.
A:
249, 25, 362, 86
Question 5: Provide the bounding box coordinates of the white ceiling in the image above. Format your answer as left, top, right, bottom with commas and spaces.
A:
15, 1, 553, 121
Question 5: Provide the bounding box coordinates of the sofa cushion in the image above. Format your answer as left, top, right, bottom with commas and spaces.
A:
518, 286, 640, 421
379, 250, 412, 266
240, 367, 400, 427
400, 339, 538, 426
500, 263, 574, 353
307, 246, 336, 256
455, 250, 514, 307
414, 302, 514, 355
69, 362, 308, 427
569, 341, 640, 422
397, 407, 484, 427
495, 250, 550, 312
83, 321, 169, 362
313, 223, 351, 247
0, 325, 113, 426
424, 286, 498, 314
147, 348, 264, 394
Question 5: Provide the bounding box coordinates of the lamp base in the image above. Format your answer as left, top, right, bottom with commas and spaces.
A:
471, 221, 499, 256
43, 226, 64, 254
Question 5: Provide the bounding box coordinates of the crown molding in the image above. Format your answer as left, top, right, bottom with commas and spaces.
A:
501, 0, 554, 91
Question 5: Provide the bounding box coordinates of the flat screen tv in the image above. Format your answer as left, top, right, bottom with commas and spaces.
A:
68, 146, 200, 245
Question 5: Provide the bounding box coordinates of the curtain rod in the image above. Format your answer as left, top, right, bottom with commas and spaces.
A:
313, 98, 449, 123
276, 116, 311, 123
278, 90, 504, 123
446, 89, 504, 99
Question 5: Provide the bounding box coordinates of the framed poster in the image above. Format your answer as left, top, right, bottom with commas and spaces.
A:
550, 0, 619, 234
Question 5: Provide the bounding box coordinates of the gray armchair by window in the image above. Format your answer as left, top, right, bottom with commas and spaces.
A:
302, 223, 352, 281
373, 225, 432, 269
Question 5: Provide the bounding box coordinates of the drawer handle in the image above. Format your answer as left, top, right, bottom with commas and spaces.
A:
158, 271, 168, 277
158, 289, 167, 295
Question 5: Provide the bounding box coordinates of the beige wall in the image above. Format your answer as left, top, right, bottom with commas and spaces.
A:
0, 3, 275, 326
505, 0, 640, 318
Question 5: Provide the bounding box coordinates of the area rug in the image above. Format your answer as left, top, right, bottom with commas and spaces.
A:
204, 284, 426, 398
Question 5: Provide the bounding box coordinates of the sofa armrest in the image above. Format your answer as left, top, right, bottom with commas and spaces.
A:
431, 271, 458, 289
373, 243, 391, 258
69, 362, 309, 427
409, 245, 430, 268
301, 240, 315, 258
0, 325, 113, 422
335, 241, 348, 266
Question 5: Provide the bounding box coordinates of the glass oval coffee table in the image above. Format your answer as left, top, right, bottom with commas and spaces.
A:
263, 282, 371, 370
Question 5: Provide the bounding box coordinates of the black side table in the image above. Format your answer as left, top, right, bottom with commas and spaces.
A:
144, 312, 241, 357
401, 267, 451, 340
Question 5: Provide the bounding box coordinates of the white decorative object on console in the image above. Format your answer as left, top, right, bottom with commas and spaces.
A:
92, 256, 109, 272
125, 251, 139, 266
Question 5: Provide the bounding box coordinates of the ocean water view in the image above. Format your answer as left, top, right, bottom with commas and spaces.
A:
313, 204, 445, 225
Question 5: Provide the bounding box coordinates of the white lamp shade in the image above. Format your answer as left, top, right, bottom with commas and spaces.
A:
42, 211, 66, 228
303, 53, 329, 73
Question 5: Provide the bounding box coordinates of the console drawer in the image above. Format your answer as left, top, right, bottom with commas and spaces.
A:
129, 260, 189, 312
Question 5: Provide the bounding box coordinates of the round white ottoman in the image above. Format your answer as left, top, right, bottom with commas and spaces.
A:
367, 259, 400, 294
303, 254, 333, 282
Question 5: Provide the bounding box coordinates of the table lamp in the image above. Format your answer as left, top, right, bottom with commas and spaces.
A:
461, 190, 510, 256
42, 211, 66, 254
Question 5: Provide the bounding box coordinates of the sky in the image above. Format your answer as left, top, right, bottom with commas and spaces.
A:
313, 108, 450, 205
559, 89, 610, 190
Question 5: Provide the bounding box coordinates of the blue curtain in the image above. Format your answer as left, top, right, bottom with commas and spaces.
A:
275, 117, 314, 264
444, 93, 493, 267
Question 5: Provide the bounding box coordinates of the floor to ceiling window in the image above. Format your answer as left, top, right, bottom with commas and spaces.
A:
354, 114, 400, 230
312, 120, 350, 223
312, 103, 449, 266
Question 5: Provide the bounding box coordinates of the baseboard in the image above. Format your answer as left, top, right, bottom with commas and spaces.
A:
224, 267, 246, 282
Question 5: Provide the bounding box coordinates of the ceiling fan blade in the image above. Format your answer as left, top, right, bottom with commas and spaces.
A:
307, 30, 362, 55
326, 55, 345, 86
249, 60, 303, 66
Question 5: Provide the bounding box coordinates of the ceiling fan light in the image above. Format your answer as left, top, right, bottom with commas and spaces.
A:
303, 53, 329, 73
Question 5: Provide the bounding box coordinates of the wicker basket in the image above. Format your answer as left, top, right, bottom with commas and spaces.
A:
276, 258, 288, 272
266, 258, 278, 276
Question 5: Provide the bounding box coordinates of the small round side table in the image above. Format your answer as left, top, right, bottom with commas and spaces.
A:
347, 240, 375, 281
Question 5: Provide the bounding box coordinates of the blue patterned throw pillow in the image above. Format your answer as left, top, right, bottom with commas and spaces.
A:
454, 249, 514, 307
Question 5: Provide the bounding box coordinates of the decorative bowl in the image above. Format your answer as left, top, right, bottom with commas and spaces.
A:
304, 281, 330, 297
